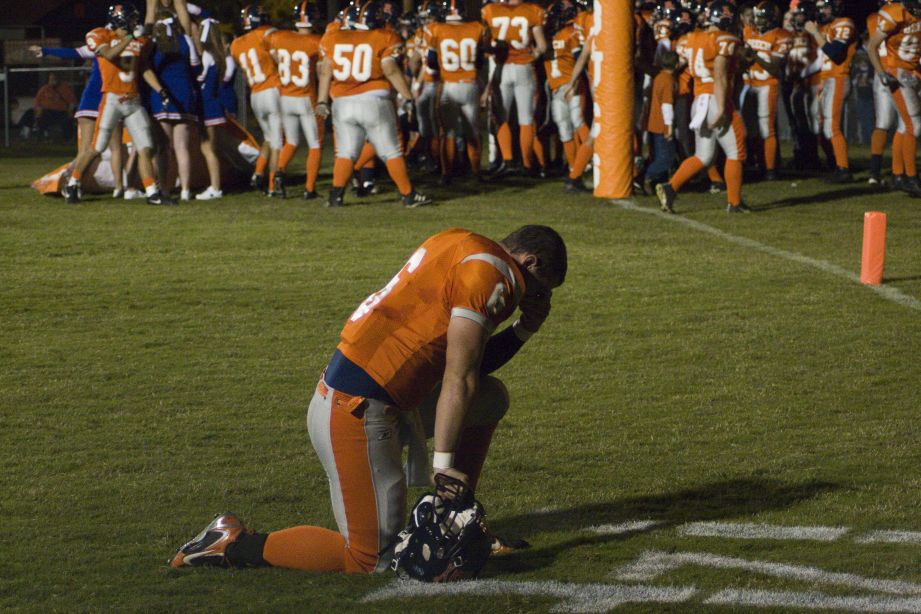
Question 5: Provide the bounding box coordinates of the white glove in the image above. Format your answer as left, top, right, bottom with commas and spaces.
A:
133, 24, 146, 39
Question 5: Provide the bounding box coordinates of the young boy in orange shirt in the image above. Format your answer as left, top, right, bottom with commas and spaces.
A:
644, 50, 677, 191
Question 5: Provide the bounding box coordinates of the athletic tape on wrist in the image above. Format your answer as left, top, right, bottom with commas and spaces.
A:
433, 451, 455, 470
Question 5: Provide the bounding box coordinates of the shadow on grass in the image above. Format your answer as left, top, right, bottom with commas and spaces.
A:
884, 275, 921, 283
755, 186, 882, 211
487, 477, 839, 575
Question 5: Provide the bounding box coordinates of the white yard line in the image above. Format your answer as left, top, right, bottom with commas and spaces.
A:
587, 520, 667, 536
614, 550, 921, 596
678, 521, 849, 542
705, 588, 921, 613
362, 579, 696, 613
855, 530, 921, 545
614, 201, 921, 313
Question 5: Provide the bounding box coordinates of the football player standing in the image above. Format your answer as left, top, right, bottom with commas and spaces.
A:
268, 1, 325, 199
316, 0, 432, 207
230, 4, 286, 197
64, 3, 172, 205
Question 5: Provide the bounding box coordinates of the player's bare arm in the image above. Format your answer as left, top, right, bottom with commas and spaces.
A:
562, 38, 591, 100
315, 58, 331, 117
711, 53, 728, 129
432, 316, 490, 486
383, 56, 414, 101
531, 24, 548, 59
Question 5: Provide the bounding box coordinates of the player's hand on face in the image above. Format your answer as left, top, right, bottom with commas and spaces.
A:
29, 45, 43, 58
518, 286, 552, 334
115, 27, 130, 38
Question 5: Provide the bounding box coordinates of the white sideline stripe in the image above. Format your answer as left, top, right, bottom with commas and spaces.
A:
679, 521, 849, 541
614, 201, 921, 313
856, 530, 921, 545
614, 550, 921, 596
705, 588, 921, 613
588, 520, 667, 535
362, 579, 696, 613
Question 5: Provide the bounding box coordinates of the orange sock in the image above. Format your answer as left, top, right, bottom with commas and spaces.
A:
255, 154, 267, 176
569, 141, 594, 180
142, 176, 155, 189
441, 137, 456, 175
520, 124, 535, 168
354, 142, 375, 171
455, 423, 498, 491
832, 134, 849, 169
263, 526, 347, 573
893, 132, 904, 175
384, 156, 412, 196
764, 136, 777, 171
497, 123, 513, 161
871, 128, 888, 156
306, 147, 321, 191
562, 140, 577, 167
332, 157, 354, 188
576, 125, 590, 148
670, 156, 706, 192
466, 141, 481, 175
707, 164, 723, 184
278, 143, 297, 172
533, 134, 547, 168
72, 167, 84, 182
903, 133, 917, 177
725, 159, 743, 206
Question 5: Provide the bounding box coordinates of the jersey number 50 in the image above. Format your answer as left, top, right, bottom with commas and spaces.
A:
332, 43, 373, 82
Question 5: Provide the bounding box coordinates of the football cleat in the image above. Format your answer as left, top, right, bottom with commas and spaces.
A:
708, 181, 726, 194
303, 189, 318, 200
902, 176, 921, 197
146, 191, 177, 205
824, 168, 853, 184
402, 190, 433, 208
123, 188, 144, 200
269, 172, 286, 198
656, 182, 677, 213
170, 513, 246, 568
764, 169, 778, 181
726, 202, 752, 214
327, 187, 345, 208
64, 182, 81, 204
250, 173, 266, 194
563, 177, 591, 193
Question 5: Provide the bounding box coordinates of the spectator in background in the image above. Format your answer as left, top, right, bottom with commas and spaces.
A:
851, 50, 875, 147
34, 73, 76, 140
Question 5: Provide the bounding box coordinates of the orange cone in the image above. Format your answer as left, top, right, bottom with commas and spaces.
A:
860, 211, 887, 286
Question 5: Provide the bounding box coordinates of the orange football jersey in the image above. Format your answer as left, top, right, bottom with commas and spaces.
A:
231, 26, 281, 93
545, 24, 581, 92
574, 10, 593, 44
338, 228, 525, 411
786, 31, 816, 83
819, 17, 856, 79
267, 30, 321, 98
674, 34, 693, 96
319, 27, 403, 98
878, 3, 921, 71
679, 29, 740, 96
482, 2, 545, 65
746, 27, 792, 85
867, 13, 892, 69
414, 26, 439, 83
86, 27, 150, 96
428, 21, 486, 83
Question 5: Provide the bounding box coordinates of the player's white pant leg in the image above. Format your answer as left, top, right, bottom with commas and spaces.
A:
498, 64, 516, 122
710, 97, 744, 161
874, 73, 897, 131
92, 93, 122, 153
551, 88, 574, 142
487, 56, 498, 164
569, 93, 584, 130
280, 95, 320, 149
251, 87, 283, 150
821, 78, 838, 140
359, 96, 403, 161
755, 85, 772, 139
510, 64, 537, 126
306, 382, 405, 573
440, 82, 478, 140
331, 97, 367, 160
417, 82, 437, 138
897, 68, 921, 138
808, 83, 821, 136
121, 97, 155, 151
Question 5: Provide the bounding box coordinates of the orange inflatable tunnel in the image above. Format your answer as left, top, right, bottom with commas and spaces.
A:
32, 118, 261, 196
593, 0, 634, 199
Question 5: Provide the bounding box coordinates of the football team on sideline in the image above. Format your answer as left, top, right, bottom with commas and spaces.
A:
33, 0, 921, 210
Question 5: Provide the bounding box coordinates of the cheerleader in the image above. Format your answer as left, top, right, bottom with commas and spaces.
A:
149, 12, 201, 200
195, 17, 225, 200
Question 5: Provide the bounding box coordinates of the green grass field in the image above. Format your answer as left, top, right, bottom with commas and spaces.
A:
2, 144, 920, 612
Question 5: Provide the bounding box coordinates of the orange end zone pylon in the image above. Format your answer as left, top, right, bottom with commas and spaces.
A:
860, 211, 887, 286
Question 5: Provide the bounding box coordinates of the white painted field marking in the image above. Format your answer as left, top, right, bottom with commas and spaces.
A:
706, 588, 921, 613
679, 521, 849, 542
856, 530, 921, 545
614, 550, 921, 596
614, 201, 921, 313
588, 520, 666, 536
362, 579, 696, 613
